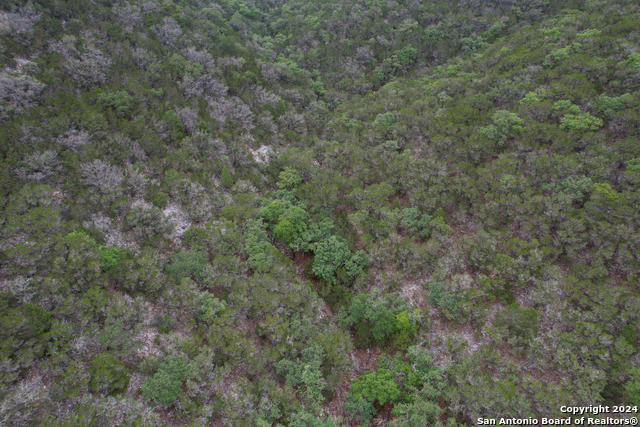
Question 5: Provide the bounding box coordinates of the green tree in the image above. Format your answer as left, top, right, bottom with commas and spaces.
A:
520, 89, 546, 105
277, 167, 303, 190
141, 356, 192, 406
373, 112, 397, 127
244, 219, 276, 271
344, 395, 376, 427
344, 250, 369, 278
597, 93, 632, 118
274, 219, 296, 244
98, 246, 120, 271
196, 291, 227, 326
557, 175, 592, 201
350, 368, 401, 404
221, 166, 234, 189
289, 409, 340, 427
624, 367, 640, 405
480, 110, 524, 146
96, 90, 135, 118
553, 100, 582, 115
163, 110, 187, 141
166, 249, 208, 281
51, 361, 89, 402
339, 290, 407, 347
427, 282, 461, 319
97, 317, 141, 362
276, 342, 327, 409
585, 182, 629, 221
276, 204, 310, 248
310, 81, 326, 99
401, 208, 431, 238
312, 236, 351, 282
24, 303, 52, 337
152, 192, 169, 208
560, 113, 602, 131
393, 310, 419, 349
88, 353, 130, 396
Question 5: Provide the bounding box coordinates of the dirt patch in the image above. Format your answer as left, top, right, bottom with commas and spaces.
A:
134, 303, 161, 359
135, 326, 162, 359
323, 370, 356, 424
163, 202, 192, 240
293, 250, 313, 282
400, 280, 426, 309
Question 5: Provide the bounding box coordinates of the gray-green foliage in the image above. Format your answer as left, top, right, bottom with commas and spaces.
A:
494, 304, 539, 341
88, 353, 129, 396
344, 395, 377, 427
557, 175, 592, 201
42, 394, 158, 427
289, 409, 341, 427
276, 341, 327, 409
390, 347, 445, 427
166, 249, 207, 281
195, 291, 226, 325
427, 282, 461, 318
625, 367, 640, 405
124, 205, 174, 245
243, 219, 276, 271
3, 0, 640, 423
50, 361, 89, 402
52, 231, 101, 293
97, 317, 142, 363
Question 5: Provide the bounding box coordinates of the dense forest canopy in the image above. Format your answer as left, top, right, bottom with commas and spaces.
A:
0, 0, 639, 425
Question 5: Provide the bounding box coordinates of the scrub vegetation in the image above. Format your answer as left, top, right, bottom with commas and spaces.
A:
1, 0, 639, 425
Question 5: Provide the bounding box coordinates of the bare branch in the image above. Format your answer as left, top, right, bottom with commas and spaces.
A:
80, 160, 124, 193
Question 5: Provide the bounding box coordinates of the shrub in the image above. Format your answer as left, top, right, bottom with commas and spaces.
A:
141, 356, 192, 406
401, 207, 431, 238
557, 175, 592, 201
277, 167, 302, 190
312, 236, 351, 282
479, 110, 524, 146
97, 90, 135, 118
24, 303, 52, 337
98, 246, 120, 271
166, 249, 207, 281
350, 368, 401, 405
88, 353, 129, 396
339, 290, 407, 347
221, 166, 234, 189
427, 282, 461, 318
494, 304, 538, 341
152, 192, 169, 208
373, 112, 397, 127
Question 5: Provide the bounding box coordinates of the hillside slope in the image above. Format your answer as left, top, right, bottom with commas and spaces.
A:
1, 0, 639, 426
